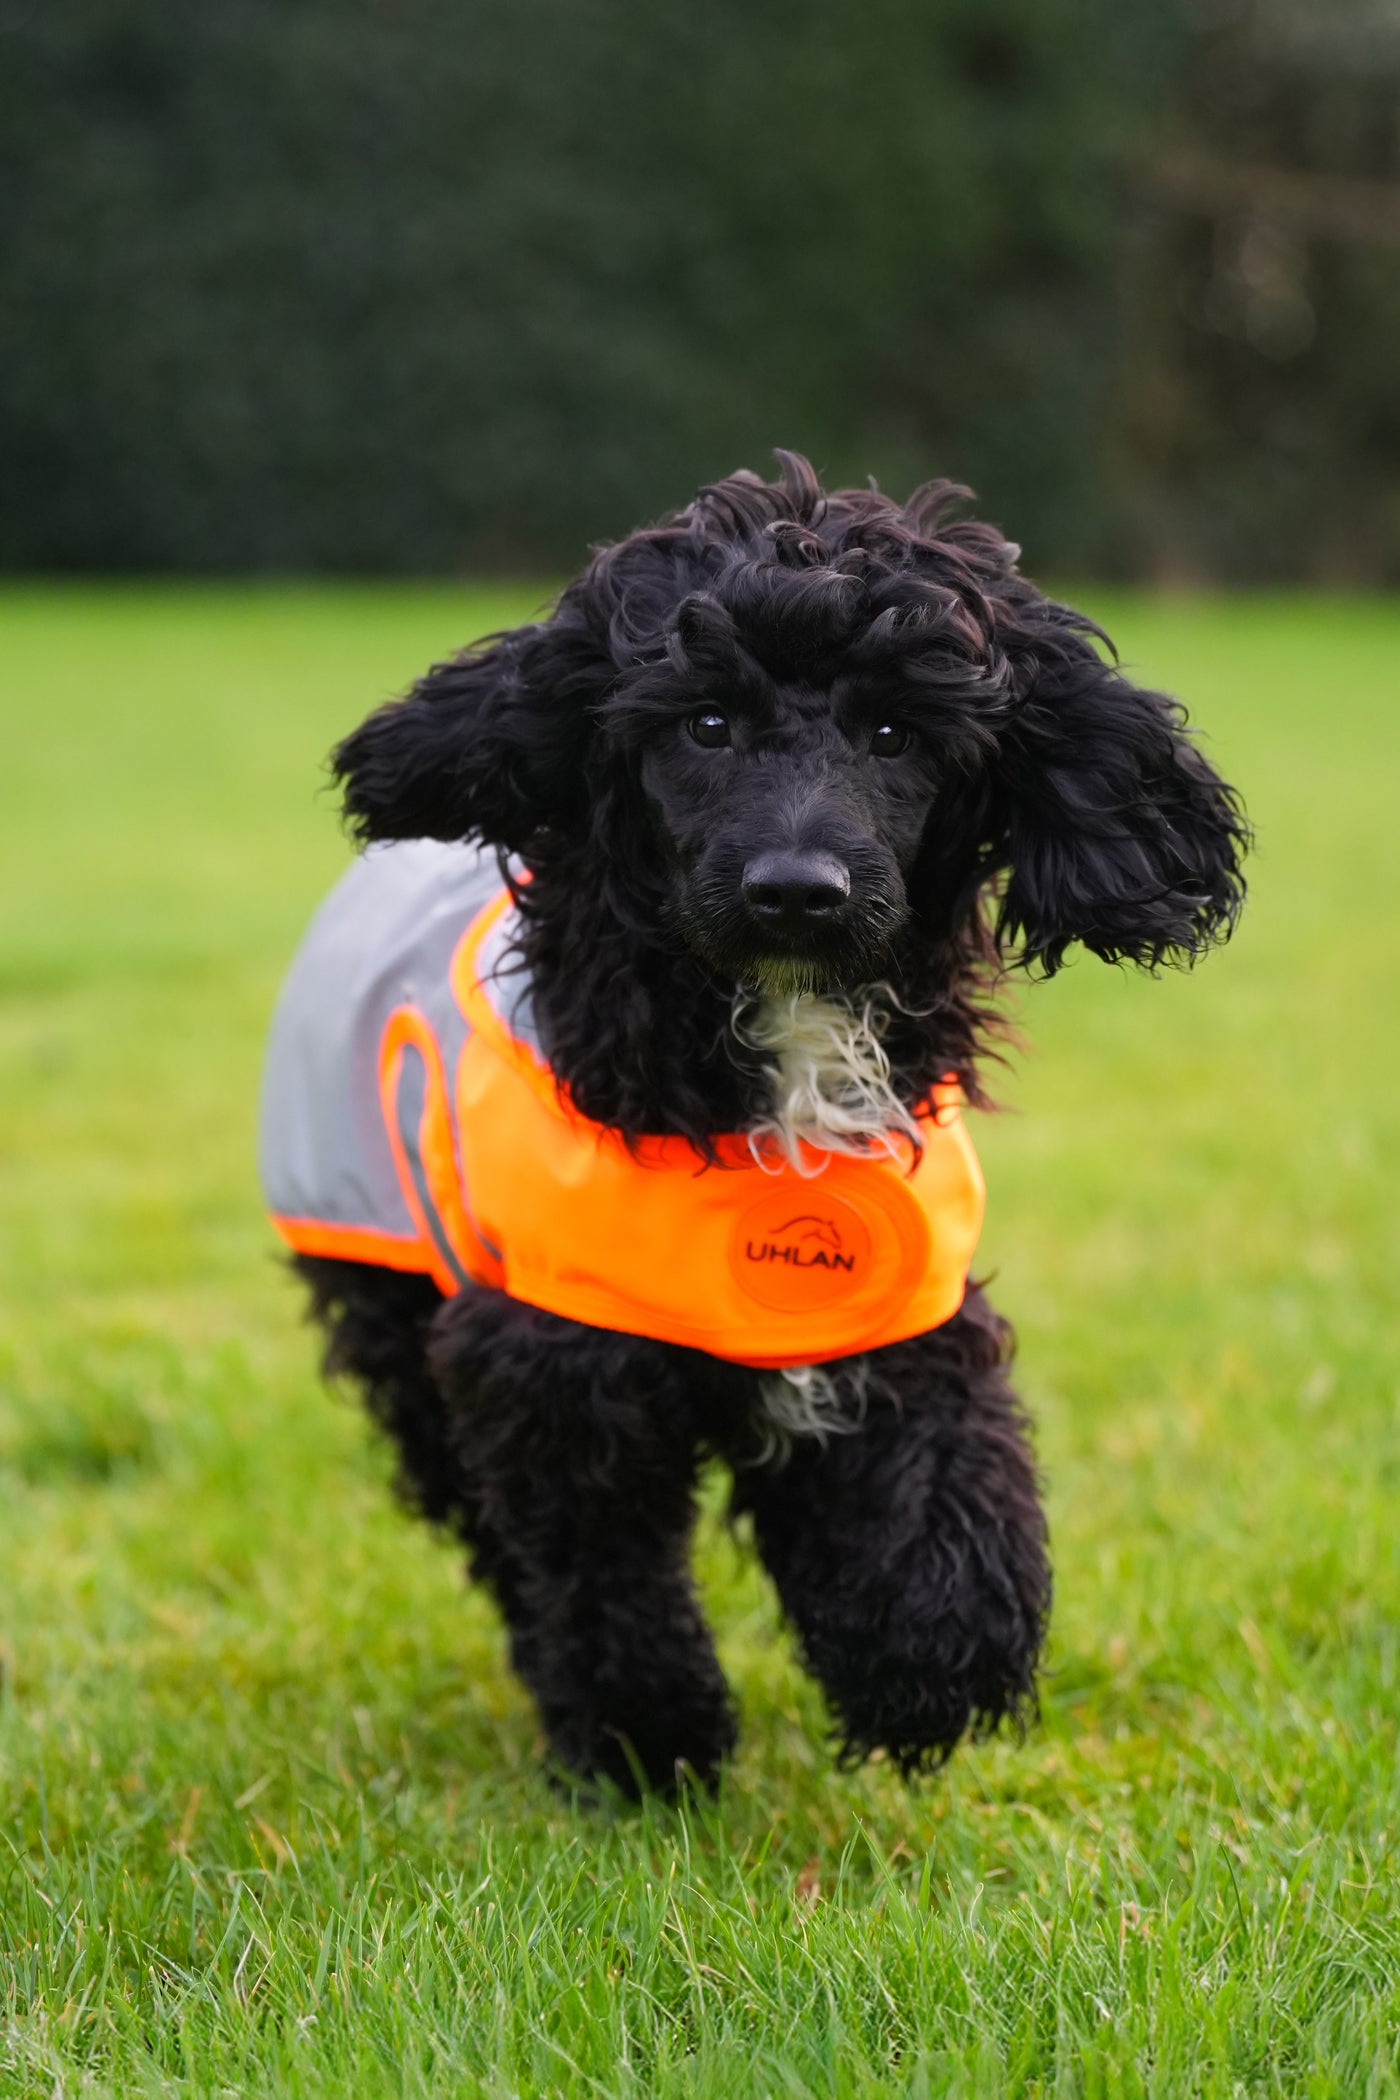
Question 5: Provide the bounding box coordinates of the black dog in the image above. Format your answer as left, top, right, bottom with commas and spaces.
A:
280, 454, 1245, 1794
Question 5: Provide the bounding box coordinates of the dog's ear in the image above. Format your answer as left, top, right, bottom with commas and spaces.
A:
988, 595, 1247, 972
332, 620, 605, 852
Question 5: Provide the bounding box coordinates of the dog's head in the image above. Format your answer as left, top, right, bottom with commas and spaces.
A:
335, 454, 1245, 991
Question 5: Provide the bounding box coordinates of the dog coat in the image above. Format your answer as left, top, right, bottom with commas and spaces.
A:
261, 841, 985, 1369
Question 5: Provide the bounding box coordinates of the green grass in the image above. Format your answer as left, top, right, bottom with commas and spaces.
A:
2, 584, 1399, 2098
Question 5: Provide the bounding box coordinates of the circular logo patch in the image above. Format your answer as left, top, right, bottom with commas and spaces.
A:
728, 1187, 873, 1312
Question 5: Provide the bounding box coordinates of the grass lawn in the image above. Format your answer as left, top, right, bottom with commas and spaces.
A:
2, 583, 1399, 2098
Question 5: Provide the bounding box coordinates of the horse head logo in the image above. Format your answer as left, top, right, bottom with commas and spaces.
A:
772, 1215, 843, 1252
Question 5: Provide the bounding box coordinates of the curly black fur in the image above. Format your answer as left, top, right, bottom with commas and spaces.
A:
731, 1289, 1047, 1773
296, 453, 1245, 1794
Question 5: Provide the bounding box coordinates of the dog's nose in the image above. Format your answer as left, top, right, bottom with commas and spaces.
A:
742, 850, 851, 930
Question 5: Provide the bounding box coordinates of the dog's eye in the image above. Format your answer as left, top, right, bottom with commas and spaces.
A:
870, 723, 910, 757
689, 710, 732, 750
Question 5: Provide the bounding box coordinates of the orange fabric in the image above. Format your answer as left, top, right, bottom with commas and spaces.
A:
441, 890, 985, 1367
269, 1214, 435, 1275
376, 1006, 506, 1296
270, 884, 986, 1366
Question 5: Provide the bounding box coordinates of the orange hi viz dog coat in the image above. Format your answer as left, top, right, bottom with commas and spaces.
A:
261, 842, 986, 1369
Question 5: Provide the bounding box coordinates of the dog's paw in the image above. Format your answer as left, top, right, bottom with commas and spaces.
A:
542, 1691, 739, 1802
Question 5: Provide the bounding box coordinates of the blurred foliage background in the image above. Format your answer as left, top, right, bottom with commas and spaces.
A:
3, 0, 1399, 580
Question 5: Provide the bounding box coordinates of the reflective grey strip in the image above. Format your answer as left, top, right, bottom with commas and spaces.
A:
260, 839, 506, 1247
391, 1041, 469, 1289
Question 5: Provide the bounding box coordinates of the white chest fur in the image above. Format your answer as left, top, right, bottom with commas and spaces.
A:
735, 986, 920, 1173
735, 987, 917, 1445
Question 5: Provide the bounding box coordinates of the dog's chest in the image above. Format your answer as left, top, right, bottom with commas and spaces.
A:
738, 989, 918, 1169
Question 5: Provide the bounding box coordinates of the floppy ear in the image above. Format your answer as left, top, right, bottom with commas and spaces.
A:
990, 597, 1247, 972
332, 620, 604, 851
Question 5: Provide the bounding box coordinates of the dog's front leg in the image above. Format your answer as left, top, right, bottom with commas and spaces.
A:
733, 1288, 1050, 1772
427, 1288, 737, 1796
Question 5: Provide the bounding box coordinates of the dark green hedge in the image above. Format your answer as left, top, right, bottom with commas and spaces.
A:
4, 1, 1396, 577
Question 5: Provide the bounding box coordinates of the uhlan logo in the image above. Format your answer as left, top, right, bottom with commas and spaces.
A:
744, 1215, 856, 1273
